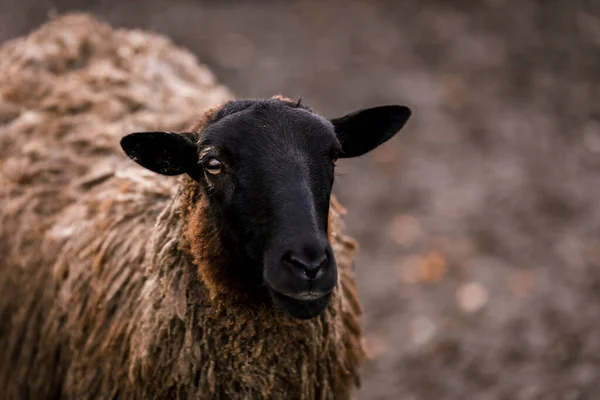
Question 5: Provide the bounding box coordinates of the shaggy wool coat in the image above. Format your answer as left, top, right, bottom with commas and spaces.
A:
0, 14, 365, 400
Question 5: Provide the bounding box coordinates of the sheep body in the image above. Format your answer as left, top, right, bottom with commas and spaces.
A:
0, 14, 364, 399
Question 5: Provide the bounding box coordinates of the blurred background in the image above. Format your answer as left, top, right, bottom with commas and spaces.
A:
2, 0, 599, 398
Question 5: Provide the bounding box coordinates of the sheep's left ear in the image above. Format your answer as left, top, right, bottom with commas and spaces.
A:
330, 105, 411, 158
120, 131, 200, 180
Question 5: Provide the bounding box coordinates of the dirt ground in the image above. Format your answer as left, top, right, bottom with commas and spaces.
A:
2, 1, 600, 398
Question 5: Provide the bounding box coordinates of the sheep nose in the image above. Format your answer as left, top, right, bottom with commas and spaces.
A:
282, 246, 330, 280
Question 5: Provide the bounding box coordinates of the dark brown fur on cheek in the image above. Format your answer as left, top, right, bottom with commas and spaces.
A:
185, 106, 265, 302
185, 187, 245, 301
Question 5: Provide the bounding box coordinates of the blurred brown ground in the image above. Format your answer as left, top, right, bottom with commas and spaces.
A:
2, 1, 600, 398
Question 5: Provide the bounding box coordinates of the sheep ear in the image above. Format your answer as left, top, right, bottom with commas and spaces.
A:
120, 131, 200, 179
330, 105, 411, 158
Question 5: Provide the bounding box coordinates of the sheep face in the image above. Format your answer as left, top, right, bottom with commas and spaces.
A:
121, 97, 411, 319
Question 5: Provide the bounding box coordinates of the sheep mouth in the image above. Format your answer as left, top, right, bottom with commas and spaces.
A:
266, 286, 333, 319
277, 290, 330, 301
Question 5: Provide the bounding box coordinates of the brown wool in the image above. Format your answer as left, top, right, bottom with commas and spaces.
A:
0, 14, 365, 399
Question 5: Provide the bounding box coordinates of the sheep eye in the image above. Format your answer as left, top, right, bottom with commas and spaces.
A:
205, 157, 222, 175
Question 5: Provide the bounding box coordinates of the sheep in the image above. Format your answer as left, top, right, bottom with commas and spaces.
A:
0, 13, 412, 400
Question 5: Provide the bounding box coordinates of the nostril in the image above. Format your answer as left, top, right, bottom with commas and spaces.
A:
317, 252, 329, 269
281, 251, 296, 267
283, 251, 329, 280
303, 267, 319, 280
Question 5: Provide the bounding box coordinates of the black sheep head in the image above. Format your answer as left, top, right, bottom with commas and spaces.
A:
121, 97, 411, 319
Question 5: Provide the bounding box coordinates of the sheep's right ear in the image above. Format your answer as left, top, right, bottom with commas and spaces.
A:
120, 131, 200, 180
